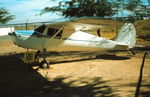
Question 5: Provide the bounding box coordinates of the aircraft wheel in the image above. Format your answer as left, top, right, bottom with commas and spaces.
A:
39, 60, 49, 69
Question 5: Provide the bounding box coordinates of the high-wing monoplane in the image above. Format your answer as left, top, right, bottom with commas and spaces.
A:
8, 17, 139, 68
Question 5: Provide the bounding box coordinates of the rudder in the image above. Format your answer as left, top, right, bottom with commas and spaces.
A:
115, 23, 136, 48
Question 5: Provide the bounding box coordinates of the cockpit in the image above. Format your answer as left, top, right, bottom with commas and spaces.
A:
33, 24, 63, 39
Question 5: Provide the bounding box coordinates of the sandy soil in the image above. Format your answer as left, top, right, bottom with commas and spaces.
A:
0, 36, 150, 97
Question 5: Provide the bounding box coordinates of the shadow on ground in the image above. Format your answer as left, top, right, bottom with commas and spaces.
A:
140, 84, 150, 97
120, 81, 150, 97
48, 52, 130, 64
0, 53, 120, 97
95, 54, 130, 60
117, 52, 150, 97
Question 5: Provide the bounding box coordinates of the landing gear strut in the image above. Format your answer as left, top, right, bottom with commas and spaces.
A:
34, 50, 40, 63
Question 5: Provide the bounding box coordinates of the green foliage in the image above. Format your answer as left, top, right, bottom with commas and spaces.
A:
41, 0, 150, 22
124, 0, 149, 19
0, 8, 15, 24
41, 0, 116, 18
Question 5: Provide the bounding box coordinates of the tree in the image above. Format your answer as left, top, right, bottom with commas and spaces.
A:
41, 0, 116, 18
126, 0, 150, 19
113, 0, 150, 19
0, 8, 15, 24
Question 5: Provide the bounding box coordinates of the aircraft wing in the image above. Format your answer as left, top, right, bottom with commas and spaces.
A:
69, 22, 106, 31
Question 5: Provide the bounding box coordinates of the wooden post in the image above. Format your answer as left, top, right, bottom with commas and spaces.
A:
26, 19, 29, 30
135, 52, 148, 97
26, 23, 28, 30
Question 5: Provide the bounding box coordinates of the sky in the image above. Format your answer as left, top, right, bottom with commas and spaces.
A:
0, 0, 70, 24
0, 0, 149, 24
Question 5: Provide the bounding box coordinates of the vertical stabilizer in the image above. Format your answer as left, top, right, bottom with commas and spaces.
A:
115, 23, 136, 48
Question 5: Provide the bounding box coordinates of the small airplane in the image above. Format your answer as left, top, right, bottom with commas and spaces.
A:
8, 18, 139, 68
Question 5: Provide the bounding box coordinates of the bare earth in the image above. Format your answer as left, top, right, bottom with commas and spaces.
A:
0, 36, 150, 97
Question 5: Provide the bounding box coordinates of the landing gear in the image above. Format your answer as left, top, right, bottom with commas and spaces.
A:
35, 49, 49, 69
34, 50, 40, 64
39, 60, 49, 69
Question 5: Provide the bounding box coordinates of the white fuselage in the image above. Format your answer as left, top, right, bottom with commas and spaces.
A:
11, 31, 126, 52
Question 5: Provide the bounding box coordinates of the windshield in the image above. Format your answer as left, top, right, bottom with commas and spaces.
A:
34, 24, 46, 33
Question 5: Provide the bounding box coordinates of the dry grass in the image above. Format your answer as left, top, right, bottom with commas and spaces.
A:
14, 25, 37, 30
134, 19, 150, 40
74, 18, 123, 26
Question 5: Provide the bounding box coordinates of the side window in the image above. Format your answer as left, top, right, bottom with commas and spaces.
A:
56, 30, 62, 38
47, 28, 62, 39
47, 28, 56, 37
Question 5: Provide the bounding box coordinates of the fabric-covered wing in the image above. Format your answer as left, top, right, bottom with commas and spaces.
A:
69, 23, 106, 31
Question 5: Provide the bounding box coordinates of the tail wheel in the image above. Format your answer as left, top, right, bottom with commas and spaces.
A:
130, 49, 136, 55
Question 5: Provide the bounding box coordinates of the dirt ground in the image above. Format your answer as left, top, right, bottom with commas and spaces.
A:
0, 36, 150, 97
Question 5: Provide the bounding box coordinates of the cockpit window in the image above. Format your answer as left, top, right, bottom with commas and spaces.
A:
47, 28, 62, 39
57, 30, 62, 38
34, 24, 46, 33
47, 28, 58, 36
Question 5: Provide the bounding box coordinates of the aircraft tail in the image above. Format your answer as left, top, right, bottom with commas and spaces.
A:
115, 23, 136, 48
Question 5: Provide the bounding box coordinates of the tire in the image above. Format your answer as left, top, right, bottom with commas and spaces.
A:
39, 60, 49, 69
